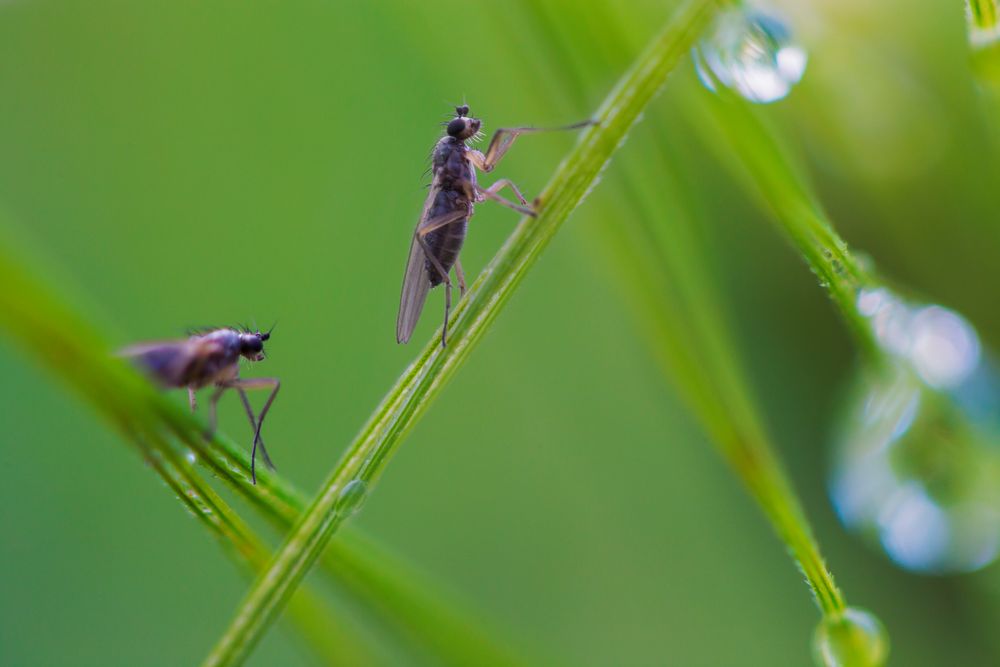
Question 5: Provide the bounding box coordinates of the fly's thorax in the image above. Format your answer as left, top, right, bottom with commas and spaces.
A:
198, 328, 242, 354
432, 141, 475, 194
432, 136, 461, 172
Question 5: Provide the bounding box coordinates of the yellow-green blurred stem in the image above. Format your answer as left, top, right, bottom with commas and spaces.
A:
970, 0, 999, 31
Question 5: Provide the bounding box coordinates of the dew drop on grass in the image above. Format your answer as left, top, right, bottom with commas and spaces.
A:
830, 288, 1000, 573
334, 479, 368, 520
692, 6, 807, 103
813, 607, 889, 667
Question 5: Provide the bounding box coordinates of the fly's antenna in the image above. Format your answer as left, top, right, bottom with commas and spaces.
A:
262, 321, 277, 342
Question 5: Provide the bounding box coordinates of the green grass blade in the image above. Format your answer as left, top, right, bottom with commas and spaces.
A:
201, 2, 723, 665
689, 93, 882, 357
593, 147, 847, 615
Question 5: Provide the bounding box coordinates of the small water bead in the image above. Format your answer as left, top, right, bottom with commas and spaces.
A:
692, 6, 807, 103
830, 289, 1000, 573
812, 607, 889, 667
334, 479, 368, 520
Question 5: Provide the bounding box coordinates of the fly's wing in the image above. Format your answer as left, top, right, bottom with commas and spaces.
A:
120, 337, 225, 388
119, 340, 196, 387
396, 233, 431, 344
396, 183, 440, 344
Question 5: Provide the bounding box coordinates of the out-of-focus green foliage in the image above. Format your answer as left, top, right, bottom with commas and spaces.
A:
1, 1, 998, 666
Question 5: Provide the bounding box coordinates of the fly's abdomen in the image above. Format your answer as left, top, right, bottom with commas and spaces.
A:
423, 189, 469, 286
424, 218, 468, 286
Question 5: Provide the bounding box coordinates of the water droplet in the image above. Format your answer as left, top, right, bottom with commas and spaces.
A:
830, 289, 1000, 573
334, 479, 368, 520
692, 6, 807, 103
185, 449, 197, 464
813, 607, 889, 667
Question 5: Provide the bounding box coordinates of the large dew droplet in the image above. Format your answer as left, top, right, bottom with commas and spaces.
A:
813, 607, 889, 667
830, 288, 1000, 573
692, 6, 807, 103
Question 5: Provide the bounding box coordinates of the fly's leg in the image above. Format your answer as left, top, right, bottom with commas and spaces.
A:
416, 234, 454, 347
484, 178, 528, 205
188, 387, 198, 412
475, 180, 535, 217
236, 388, 275, 471
225, 377, 281, 484
204, 385, 227, 439
416, 208, 468, 239
455, 259, 467, 297
468, 120, 594, 173
442, 280, 452, 347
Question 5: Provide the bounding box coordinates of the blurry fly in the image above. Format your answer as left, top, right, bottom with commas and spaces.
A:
121, 325, 280, 484
396, 104, 591, 346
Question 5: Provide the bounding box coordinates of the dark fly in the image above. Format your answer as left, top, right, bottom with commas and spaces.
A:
120, 326, 280, 484
396, 104, 591, 346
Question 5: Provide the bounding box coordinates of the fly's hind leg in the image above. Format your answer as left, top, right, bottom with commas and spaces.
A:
224, 377, 281, 484
455, 259, 467, 297
236, 388, 275, 471
442, 280, 452, 347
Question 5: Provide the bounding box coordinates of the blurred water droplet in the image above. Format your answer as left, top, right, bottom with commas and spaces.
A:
813, 607, 889, 667
334, 479, 368, 520
692, 6, 807, 103
830, 289, 1000, 573
185, 449, 197, 464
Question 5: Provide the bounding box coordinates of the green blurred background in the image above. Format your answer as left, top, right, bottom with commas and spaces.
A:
1, 0, 999, 665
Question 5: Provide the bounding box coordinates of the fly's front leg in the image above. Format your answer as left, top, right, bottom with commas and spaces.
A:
226, 377, 280, 484
188, 387, 198, 412
472, 120, 594, 173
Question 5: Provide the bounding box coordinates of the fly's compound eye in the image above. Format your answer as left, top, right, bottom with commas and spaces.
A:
241, 335, 264, 355
446, 118, 466, 137
456, 104, 469, 117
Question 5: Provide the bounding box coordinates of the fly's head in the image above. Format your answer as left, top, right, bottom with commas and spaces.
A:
238, 330, 270, 362
446, 105, 482, 141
